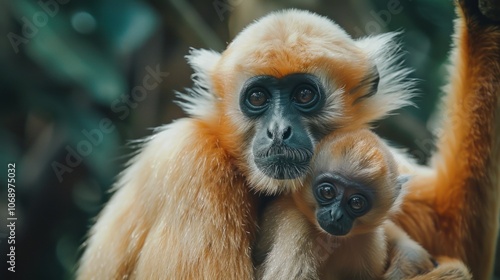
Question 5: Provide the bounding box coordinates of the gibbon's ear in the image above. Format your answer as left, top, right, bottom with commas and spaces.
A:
397, 175, 411, 191
175, 48, 221, 118
391, 174, 412, 213
350, 65, 380, 103
354, 32, 416, 122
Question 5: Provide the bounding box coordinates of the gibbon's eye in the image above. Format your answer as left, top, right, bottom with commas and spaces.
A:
316, 183, 336, 202
292, 85, 319, 111
294, 88, 315, 104
348, 194, 368, 213
243, 88, 270, 115
248, 90, 268, 107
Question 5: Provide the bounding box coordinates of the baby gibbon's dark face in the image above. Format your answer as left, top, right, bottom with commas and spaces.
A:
312, 172, 373, 236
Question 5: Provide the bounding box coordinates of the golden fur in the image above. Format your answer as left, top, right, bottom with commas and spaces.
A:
78, 119, 258, 279
78, 1, 500, 279
391, 1, 500, 279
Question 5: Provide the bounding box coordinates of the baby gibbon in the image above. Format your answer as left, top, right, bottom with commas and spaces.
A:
255, 129, 471, 280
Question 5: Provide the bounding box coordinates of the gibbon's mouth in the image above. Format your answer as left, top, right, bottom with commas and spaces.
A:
316, 210, 353, 236
254, 146, 312, 179
319, 221, 352, 236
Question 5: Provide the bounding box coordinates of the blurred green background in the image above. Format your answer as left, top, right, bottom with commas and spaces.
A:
0, 0, 496, 279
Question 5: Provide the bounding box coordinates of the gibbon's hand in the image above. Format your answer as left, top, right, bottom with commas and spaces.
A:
384, 238, 435, 280
459, 0, 500, 21
479, 0, 500, 21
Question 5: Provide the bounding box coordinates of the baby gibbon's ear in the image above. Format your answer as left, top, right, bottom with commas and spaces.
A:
392, 174, 412, 212
397, 174, 412, 190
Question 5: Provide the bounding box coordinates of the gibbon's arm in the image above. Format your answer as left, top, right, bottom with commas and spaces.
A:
254, 196, 320, 280
393, 1, 500, 279
407, 257, 472, 280
383, 220, 434, 280
383, 221, 471, 280
77, 119, 257, 279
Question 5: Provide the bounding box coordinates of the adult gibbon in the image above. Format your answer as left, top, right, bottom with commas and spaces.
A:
390, 1, 500, 279
254, 129, 470, 279
77, 0, 500, 279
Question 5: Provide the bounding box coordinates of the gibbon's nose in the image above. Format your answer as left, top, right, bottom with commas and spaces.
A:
266, 126, 292, 142
331, 210, 343, 222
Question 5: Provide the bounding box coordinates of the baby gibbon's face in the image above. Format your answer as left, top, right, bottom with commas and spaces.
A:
311, 171, 374, 236
292, 130, 402, 237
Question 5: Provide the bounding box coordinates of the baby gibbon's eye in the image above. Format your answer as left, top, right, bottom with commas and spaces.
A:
317, 184, 336, 201
348, 195, 368, 213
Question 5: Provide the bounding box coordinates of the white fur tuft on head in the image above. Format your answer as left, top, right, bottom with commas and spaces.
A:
354, 32, 416, 122
175, 48, 221, 118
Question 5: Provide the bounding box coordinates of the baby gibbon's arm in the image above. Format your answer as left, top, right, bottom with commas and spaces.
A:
383, 221, 471, 280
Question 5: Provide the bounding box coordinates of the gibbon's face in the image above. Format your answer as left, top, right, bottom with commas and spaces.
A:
211, 10, 383, 194
292, 130, 402, 236
185, 10, 413, 194
238, 74, 326, 180
312, 172, 374, 236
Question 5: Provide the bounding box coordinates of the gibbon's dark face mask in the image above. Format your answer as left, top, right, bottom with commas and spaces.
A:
240, 73, 326, 180
312, 173, 373, 236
